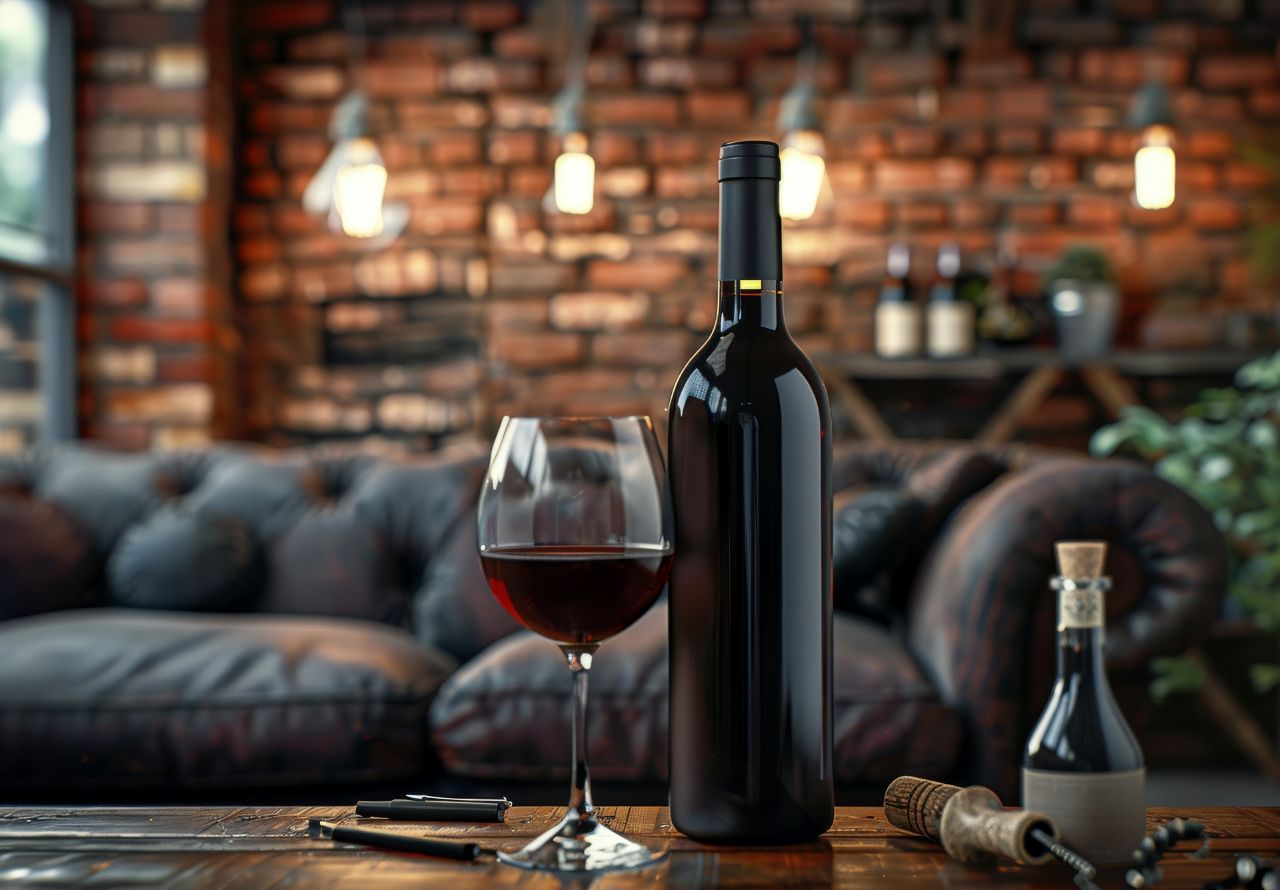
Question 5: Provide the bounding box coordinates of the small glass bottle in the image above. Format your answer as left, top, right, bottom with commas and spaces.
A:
925, 242, 975, 358
875, 242, 921, 358
1022, 540, 1146, 865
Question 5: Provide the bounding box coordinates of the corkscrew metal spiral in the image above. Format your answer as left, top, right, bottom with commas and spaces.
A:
1028, 826, 1098, 890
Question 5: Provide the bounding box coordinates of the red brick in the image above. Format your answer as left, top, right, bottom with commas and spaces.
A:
1184, 130, 1235, 159
245, 1, 333, 31
1199, 55, 1277, 90
587, 257, 688, 291
157, 205, 200, 234
655, 166, 716, 199
363, 60, 439, 96
686, 91, 751, 125
1187, 197, 1244, 230
644, 0, 705, 17
947, 129, 990, 157
875, 159, 976, 193
587, 55, 633, 89
1011, 201, 1062, 226
1068, 196, 1124, 228
444, 59, 538, 93
247, 103, 331, 133
1126, 203, 1181, 228
995, 84, 1053, 121
1052, 127, 1108, 156
639, 57, 736, 90
157, 354, 214, 384
995, 126, 1043, 154
587, 93, 680, 127
952, 199, 998, 229
431, 132, 483, 166
459, 1, 519, 30
550, 292, 650, 331
1251, 88, 1280, 118
958, 52, 1032, 85
748, 57, 845, 93
1178, 161, 1220, 191
892, 127, 941, 158
109, 317, 213, 344
101, 239, 202, 272
985, 157, 1076, 189
83, 279, 147, 309
937, 89, 991, 122
1225, 162, 1272, 190
81, 202, 152, 234
897, 202, 947, 229
700, 20, 799, 56
151, 278, 205, 317
593, 330, 692, 367
1024, 15, 1120, 44
80, 84, 201, 119
262, 66, 344, 99
836, 199, 890, 231
488, 330, 584, 370
858, 53, 946, 92
1078, 49, 1188, 87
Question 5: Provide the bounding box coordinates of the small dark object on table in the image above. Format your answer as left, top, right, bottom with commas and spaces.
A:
1121, 817, 1210, 888
307, 817, 486, 861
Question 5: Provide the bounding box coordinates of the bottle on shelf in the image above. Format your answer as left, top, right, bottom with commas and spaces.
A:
926, 242, 975, 358
977, 246, 1037, 346
874, 241, 921, 359
1022, 540, 1146, 865
666, 140, 834, 845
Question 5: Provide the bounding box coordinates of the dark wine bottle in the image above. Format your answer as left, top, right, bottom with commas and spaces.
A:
925, 242, 974, 357
1022, 541, 1145, 865
875, 241, 921, 358
666, 140, 834, 845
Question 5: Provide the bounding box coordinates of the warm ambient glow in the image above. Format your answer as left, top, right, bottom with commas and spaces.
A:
333, 157, 388, 239
779, 130, 826, 221
1134, 125, 1176, 211
554, 132, 595, 215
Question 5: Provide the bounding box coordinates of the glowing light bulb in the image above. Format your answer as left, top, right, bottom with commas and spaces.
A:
1134, 125, 1175, 211
779, 130, 826, 221
554, 132, 595, 215
331, 138, 387, 239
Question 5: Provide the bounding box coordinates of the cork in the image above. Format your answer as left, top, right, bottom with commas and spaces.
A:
1054, 540, 1107, 579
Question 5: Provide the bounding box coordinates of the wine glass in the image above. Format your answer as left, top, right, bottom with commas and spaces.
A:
477, 416, 674, 873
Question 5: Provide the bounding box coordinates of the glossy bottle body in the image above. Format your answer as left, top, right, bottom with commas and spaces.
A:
1023, 606, 1145, 863
667, 279, 835, 844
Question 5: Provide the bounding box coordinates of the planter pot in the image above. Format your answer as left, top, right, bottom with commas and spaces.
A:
1049, 278, 1119, 361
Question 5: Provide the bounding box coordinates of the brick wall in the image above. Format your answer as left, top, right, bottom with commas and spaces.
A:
81, 0, 1280, 450
76, 0, 237, 450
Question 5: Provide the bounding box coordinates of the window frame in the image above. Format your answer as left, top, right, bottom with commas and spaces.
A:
0, 0, 74, 442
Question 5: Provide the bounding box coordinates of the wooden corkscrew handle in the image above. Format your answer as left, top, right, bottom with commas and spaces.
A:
884, 776, 1058, 866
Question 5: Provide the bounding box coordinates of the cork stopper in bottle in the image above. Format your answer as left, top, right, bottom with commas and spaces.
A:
1054, 540, 1107, 578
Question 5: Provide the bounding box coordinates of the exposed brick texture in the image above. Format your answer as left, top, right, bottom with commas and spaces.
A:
75, 0, 237, 449
68, 1, 1280, 451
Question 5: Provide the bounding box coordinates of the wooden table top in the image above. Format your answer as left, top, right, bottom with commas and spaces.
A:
1, 805, 1277, 888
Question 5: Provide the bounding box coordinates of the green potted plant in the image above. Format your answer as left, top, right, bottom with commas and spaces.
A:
1091, 350, 1280, 698
1046, 245, 1118, 360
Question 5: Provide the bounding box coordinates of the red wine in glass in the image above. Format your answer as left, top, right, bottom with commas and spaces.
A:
476, 415, 673, 874
480, 544, 672, 645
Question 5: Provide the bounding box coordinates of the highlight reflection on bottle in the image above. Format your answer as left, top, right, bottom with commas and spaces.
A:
666, 140, 834, 845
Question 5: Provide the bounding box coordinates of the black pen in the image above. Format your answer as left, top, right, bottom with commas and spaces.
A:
356, 799, 507, 822
308, 818, 483, 861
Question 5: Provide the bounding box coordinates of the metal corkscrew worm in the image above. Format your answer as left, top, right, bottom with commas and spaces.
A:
1029, 826, 1099, 890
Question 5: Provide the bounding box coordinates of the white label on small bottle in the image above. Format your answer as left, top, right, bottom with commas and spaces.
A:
926, 302, 974, 357
876, 303, 921, 358
1059, 588, 1104, 629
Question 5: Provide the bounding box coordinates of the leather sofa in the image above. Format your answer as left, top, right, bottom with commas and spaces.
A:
0, 442, 1226, 801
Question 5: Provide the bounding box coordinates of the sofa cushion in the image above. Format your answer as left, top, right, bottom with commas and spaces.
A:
832, 486, 926, 623
0, 609, 456, 788
108, 508, 264, 612
0, 496, 96, 621
428, 601, 960, 787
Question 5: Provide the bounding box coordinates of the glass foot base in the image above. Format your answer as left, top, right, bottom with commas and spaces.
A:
497, 809, 668, 874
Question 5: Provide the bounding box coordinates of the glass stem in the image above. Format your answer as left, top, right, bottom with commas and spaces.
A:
565, 646, 597, 819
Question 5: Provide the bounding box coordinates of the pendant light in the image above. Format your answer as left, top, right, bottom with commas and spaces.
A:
1129, 77, 1176, 211
302, 0, 406, 240
548, 0, 595, 215
777, 17, 826, 222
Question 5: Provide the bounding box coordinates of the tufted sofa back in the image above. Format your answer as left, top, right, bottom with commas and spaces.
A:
0, 444, 524, 663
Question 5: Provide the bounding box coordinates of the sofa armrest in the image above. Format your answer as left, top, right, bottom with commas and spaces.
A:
905, 457, 1228, 799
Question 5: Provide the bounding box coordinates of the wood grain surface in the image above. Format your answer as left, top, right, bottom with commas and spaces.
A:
0, 805, 1277, 887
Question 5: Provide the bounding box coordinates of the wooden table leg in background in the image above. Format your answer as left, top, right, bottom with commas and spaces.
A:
977, 366, 1062, 444
817, 364, 896, 443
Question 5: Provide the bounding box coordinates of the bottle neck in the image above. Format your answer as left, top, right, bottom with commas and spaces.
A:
717, 176, 781, 282
716, 280, 784, 332
1056, 625, 1107, 683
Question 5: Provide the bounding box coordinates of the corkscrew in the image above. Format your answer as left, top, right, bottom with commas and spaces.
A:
884, 776, 1099, 889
